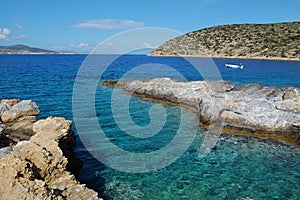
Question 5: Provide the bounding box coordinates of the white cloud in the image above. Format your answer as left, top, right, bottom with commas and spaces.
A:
0, 27, 11, 40
52, 43, 93, 52
2, 28, 11, 35
70, 19, 144, 30
12, 34, 28, 39
142, 42, 157, 49
0, 34, 6, 40
14, 22, 23, 29
77, 43, 89, 48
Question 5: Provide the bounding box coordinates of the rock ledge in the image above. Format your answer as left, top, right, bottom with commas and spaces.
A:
103, 78, 300, 146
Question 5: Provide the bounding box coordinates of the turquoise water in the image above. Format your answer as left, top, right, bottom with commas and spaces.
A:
77, 85, 300, 200
97, 134, 300, 200
0, 55, 299, 199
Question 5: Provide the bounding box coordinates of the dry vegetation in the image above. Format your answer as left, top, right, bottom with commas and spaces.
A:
149, 22, 300, 60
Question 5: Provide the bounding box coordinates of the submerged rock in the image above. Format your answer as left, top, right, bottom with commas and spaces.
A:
104, 180, 144, 200
104, 78, 300, 145
0, 117, 100, 199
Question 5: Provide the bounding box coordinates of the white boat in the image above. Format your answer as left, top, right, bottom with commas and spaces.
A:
225, 63, 243, 69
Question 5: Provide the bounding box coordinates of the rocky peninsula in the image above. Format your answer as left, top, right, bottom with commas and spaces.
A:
149, 22, 300, 60
0, 99, 101, 199
103, 78, 300, 146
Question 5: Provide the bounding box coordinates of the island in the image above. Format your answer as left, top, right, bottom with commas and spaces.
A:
0, 44, 76, 54
149, 22, 300, 60
103, 78, 300, 146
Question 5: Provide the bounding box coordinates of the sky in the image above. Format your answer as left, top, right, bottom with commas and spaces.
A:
1, 0, 299, 52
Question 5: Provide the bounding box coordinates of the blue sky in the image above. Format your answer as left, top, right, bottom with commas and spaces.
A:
1, 0, 299, 52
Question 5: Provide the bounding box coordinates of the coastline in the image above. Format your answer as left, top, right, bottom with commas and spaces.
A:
103, 79, 300, 147
0, 99, 101, 199
147, 54, 300, 62
1, 53, 299, 62
0, 52, 78, 55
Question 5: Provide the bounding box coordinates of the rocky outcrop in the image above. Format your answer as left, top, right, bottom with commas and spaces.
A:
1, 100, 39, 123
0, 99, 101, 199
103, 78, 300, 146
0, 99, 40, 142
0, 117, 100, 200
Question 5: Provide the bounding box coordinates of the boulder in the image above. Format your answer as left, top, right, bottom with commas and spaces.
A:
3, 116, 37, 141
0, 99, 20, 106
1, 100, 40, 123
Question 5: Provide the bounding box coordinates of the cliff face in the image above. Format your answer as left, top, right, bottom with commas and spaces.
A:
0, 100, 101, 200
149, 22, 300, 60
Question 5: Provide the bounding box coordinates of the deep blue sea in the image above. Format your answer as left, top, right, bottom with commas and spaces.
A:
0, 54, 300, 200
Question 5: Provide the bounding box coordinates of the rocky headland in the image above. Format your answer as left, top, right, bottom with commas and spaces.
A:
103, 78, 300, 146
149, 22, 300, 60
0, 99, 101, 199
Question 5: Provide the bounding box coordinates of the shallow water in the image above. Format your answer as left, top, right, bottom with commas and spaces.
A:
76, 86, 300, 200
0, 55, 299, 199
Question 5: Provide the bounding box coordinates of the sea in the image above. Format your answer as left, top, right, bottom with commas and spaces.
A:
0, 54, 299, 200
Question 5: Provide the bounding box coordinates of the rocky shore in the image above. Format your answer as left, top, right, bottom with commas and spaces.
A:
103, 78, 300, 146
0, 99, 101, 199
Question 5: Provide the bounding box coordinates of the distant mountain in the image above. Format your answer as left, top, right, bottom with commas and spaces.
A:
0, 44, 75, 54
149, 22, 300, 60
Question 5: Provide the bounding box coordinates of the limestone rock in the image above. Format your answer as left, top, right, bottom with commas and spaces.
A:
237, 83, 261, 94
1, 100, 40, 123
275, 96, 300, 113
0, 99, 20, 106
0, 146, 12, 159
105, 78, 300, 145
0, 104, 11, 117
3, 117, 37, 140
205, 80, 235, 93
0, 117, 101, 200
1, 100, 40, 142
283, 88, 300, 99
